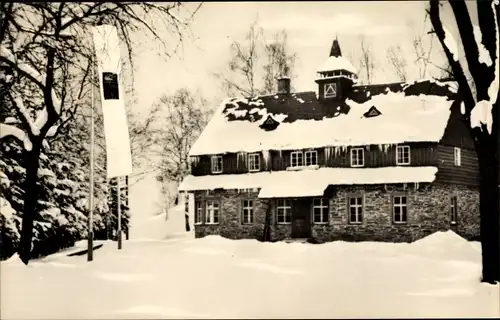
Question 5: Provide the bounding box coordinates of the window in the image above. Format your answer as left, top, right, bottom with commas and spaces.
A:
205, 200, 220, 224
450, 196, 458, 224
313, 198, 329, 224
454, 147, 461, 166
324, 83, 337, 98
195, 201, 203, 225
211, 155, 223, 173
393, 195, 407, 224
350, 148, 364, 167
396, 145, 410, 165
276, 199, 292, 224
241, 200, 254, 224
304, 150, 318, 166
348, 196, 363, 224
248, 153, 260, 172
291, 151, 304, 167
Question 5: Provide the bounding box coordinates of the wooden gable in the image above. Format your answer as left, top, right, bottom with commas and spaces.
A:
363, 106, 382, 118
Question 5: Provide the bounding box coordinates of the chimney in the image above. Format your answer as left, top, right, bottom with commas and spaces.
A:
277, 76, 291, 95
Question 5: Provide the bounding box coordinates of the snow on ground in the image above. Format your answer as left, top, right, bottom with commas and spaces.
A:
1, 231, 498, 319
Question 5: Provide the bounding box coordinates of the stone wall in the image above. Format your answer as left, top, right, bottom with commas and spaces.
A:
193, 183, 479, 243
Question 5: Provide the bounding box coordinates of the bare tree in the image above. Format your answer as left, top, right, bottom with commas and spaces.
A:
156, 88, 212, 185
429, 0, 499, 284
358, 35, 376, 84
262, 30, 297, 93
386, 45, 408, 82
215, 19, 297, 97
0, 2, 201, 264
214, 18, 264, 97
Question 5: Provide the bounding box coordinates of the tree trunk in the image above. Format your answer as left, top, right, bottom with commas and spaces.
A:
19, 143, 42, 265
476, 135, 500, 283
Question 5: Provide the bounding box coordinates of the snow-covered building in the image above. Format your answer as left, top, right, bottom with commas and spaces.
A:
179, 39, 480, 243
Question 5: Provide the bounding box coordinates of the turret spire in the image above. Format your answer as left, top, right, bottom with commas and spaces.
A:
329, 38, 342, 57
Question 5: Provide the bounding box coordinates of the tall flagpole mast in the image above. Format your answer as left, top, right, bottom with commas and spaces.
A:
88, 47, 95, 262
117, 176, 122, 250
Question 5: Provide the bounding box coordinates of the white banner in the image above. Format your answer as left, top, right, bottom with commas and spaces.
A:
92, 25, 133, 179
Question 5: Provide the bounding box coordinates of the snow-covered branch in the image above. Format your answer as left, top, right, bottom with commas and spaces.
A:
0, 123, 32, 151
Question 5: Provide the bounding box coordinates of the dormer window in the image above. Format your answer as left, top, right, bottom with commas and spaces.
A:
324, 83, 337, 98
211, 155, 223, 174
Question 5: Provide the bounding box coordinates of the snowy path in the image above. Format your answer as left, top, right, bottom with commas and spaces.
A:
1, 231, 499, 319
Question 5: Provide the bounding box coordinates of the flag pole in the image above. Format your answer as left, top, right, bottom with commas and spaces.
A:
87, 50, 95, 262
117, 176, 122, 250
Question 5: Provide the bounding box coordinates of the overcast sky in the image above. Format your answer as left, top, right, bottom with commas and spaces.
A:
129, 1, 472, 114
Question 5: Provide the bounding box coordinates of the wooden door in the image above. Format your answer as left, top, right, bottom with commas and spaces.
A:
291, 198, 311, 238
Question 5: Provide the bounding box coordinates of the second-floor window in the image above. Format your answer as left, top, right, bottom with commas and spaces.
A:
350, 148, 364, 167
396, 145, 410, 165
248, 153, 260, 172
454, 147, 461, 166
211, 155, 223, 173
291, 151, 304, 167
304, 150, 318, 166
324, 83, 337, 98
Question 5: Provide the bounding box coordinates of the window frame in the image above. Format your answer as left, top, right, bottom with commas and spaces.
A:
450, 196, 458, 224
194, 200, 203, 225
396, 145, 411, 165
347, 194, 364, 224
276, 199, 292, 224
290, 151, 304, 168
248, 153, 261, 172
392, 194, 408, 224
350, 148, 365, 167
241, 199, 255, 224
205, 199, 220, 225
312, 198, 329, 224
454, 147, 461, 166
304, 150, 318, 166
211, 155, 223, 174
324, 83, 337, 98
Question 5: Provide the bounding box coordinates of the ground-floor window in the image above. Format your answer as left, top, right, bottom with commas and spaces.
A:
313, 198, 329, 224
241, 200, 254, 224
348, 195, 363, 224
393, 195, 407, 223
450, 196, 458, 224
195, 200, 203, 225
205, 200, 220, 224
276, 199, 292, 224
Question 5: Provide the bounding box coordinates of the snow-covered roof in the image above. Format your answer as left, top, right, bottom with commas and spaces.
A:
179, 166, 438, 196
317, 56, 358, 74
189, 79, 459, 156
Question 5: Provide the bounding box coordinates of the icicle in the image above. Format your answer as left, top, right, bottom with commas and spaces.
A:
383, 144, 390, 153
414, 182, 419, 191
365, 145, 370, 151
237, 153, 241, 169
384, 184, 388, 192
262, 150, 270, 170
378, 144, 383, 152
325, 147, 331, 163
403, 183, 407, 191
335, 146, 340, 157
279, 150, 282, 159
